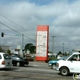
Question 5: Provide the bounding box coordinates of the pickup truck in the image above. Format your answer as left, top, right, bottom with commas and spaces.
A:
56, 52, 80, 76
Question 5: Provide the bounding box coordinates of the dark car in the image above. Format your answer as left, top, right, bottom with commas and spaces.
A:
11, 54, 29, 66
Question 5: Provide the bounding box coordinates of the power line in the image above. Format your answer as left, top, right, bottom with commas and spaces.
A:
0, 13, 36, 35
0, 13, 28, 31
0, 13, 36, 41
0, 22, 21, 34
0, 21, 36, 41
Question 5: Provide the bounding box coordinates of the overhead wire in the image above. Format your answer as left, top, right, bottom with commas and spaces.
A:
0, 13, 28, 31
0, 13, 36, 39
0, 13, 34, 40
0, 22, 20, 34
0, 21, 36, 41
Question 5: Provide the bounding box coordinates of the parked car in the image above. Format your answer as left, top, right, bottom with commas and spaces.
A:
0, 52, 12, 69
11, 54, 29, 66
48, 56, 67, 69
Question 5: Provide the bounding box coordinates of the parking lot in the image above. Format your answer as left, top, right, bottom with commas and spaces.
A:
0, 61, 74, 80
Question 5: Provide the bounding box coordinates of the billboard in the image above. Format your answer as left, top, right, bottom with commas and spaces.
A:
36, 25, 49, 61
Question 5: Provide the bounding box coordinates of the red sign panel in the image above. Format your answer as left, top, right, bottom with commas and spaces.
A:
36, 25, 49, 61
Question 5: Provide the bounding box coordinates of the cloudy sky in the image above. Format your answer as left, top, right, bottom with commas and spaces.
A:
0, 0, 80, 53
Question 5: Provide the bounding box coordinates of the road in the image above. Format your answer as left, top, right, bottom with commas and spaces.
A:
0, 61, 74, 80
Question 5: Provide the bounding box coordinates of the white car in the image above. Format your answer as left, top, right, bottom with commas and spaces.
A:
56, 52, 80, 76
0, 52, 12, 69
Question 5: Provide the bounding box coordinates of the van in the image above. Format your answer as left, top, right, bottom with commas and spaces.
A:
0, 52, 12, 69
56, 52, 80, 76
48, 56, 67, 69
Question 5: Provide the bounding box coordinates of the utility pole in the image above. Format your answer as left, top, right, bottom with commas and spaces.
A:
51, 36, 56, 56
63, 43, 64, 54
22, 34, 24, 57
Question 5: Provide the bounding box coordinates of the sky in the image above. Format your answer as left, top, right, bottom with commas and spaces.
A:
0, 0, 80, 53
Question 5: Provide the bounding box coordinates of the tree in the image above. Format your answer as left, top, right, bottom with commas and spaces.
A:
24, 43, 33, 53
57, 51, 62, 55
24, 43, 36, 54
7, 49, 11, 55
30, 45, 36, 53
0, 47, 4, 52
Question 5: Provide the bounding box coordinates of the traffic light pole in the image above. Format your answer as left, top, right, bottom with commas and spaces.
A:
1, 32, 25, 57
22, 34, 24, 50
22, 34, 24, 57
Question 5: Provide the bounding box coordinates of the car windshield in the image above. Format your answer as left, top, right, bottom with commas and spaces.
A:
3, 54, 11, 59
59, 54, 72, 60
59, 56, 67, 60
11, 54, 23, 59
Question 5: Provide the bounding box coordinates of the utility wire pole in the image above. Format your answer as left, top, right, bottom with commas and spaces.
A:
51, 36, 56, 56
63, 43, 64, 54
22, 34, 24, 57
22, 34, 24, 50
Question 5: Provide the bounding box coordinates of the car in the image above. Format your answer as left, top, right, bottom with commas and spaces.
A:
0, 52, 12, 69
48, 56, 67, 69
11, 54, 29, 66
56, 52, 80, 76
48, 59, 58, 69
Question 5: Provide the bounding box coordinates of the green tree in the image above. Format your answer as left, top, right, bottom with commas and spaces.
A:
24, 43, 33, 53
7, 49, 11, 55
0, 47, 4, 52
24, 43, 36, 54
57, 51, 62, 55
30, 45, 36, 53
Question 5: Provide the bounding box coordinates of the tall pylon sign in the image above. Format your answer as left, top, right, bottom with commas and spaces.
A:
36, 25, 49, 61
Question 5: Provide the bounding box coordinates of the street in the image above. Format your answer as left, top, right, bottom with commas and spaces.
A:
0, 61, 73, 80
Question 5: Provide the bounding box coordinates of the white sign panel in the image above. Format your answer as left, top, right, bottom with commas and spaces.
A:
36, 25, 49, 61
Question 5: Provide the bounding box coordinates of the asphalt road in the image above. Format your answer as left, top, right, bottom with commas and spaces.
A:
0, 61, 74, 80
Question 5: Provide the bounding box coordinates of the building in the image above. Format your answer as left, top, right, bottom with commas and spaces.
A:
0, 45, 11, 53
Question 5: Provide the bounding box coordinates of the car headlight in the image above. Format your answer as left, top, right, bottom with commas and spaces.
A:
56, 63, 59, 67
16, 58, 20, 60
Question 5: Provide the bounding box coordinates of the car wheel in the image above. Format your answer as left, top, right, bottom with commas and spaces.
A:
16, 62, 20, 67
60, 67, 69, 76
51, 64, 56, 69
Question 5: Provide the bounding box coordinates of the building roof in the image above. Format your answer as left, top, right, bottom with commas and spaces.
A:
0, 45, 11, 52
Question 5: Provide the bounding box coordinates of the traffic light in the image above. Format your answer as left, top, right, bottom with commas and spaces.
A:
1, 32, 4, 37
